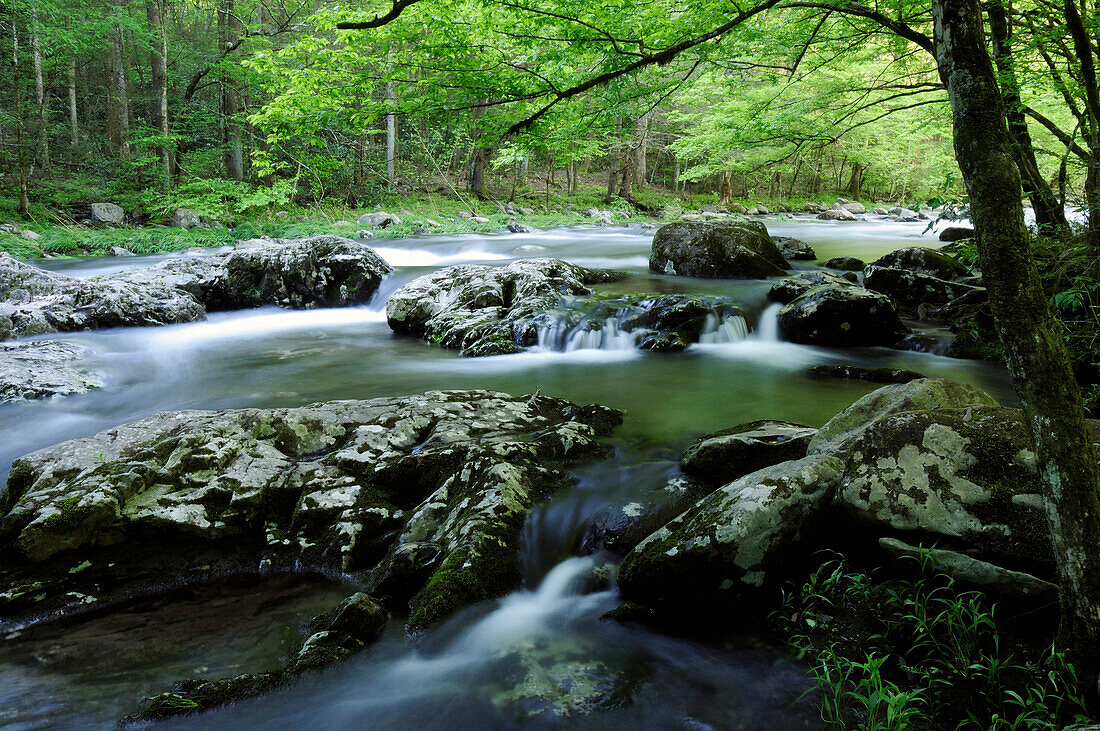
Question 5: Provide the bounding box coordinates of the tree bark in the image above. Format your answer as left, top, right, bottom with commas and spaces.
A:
147, 0, 171, 186
13, 18, 29, 214
218, 0, 244, 181
633, 114, 648, 192
67, 46, 79, 156
987, 0, 1071, 239
30, 5, 49, 175
111, 23, 131, 160
1066, 0, 1100, 252
607, 118, 622, 199
934, 0, 1100, 706
846, 161, 863, 200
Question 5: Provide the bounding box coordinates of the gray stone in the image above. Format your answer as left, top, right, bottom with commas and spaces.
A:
768, 271, 859, 304
357, 212, 401, 229
776, 284, 908, 346
939, 226, 975, 242
171, 208, 202, 229
20, 230, 41, 242
507, 220, 534, 234
841, 201, 866, 214
109, 246, 134, 257
868, 247, 969, 280
649, 221, 789, 278
91, 203, 125, 225
775, 236, 816, 261
864, 264, 982, 307
0, 340, 103, 402
617, 454, 845, 616
471, 216, 492, 224
680, 420, 817, 485
824, 256, 865, 271
582, 476, 712, 555
385, 258, 625, 356
356, 230, 374, 240
817, 208, 857, 221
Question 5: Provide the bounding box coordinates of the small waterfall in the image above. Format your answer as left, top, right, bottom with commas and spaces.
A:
536, 317, 638, 352
698, 312, 750, 344
754, 303, 782, 342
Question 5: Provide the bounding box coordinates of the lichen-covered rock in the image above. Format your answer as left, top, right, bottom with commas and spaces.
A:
534, 293, 748, 354
825, 256, 865, 271
617, 454, 845, 617
91, 202, 125, 225
0, 390, 622, 629
879, 537, 1056, 599
809, 378, 998, 456
864, 264, 982, 308
834, 406, 1081, 568
649, 221, 788, 278
868, 247, 969, 280
775, 236, 816, 261
0, 252, 206, 341
582, 476, 712, 555
777, 284, 908, 346
108, 235, 392, 311
767, 270, 860, 304
680, 420, 817, 486
0, 340, 103, 401
385, 258, 625, 356
171, 208, 202, 229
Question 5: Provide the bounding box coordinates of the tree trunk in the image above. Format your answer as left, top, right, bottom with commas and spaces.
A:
146, 0, 171, 186
607, 119, 622, 199
384, 48, 396, 185
218, 0, 244, 181
719, 171, 733, 205
671, 155, 680, 192
13, 18, 29, 214
111, 24, 131, 160
987, 0, 1071, 239
934, 0, 1100, 707
67, 47, 79, 156
30, 5, 49, 175
1066, 0, 1100, 252
633, 115, 648, 192
617, 153, 634, 202
846, 161, 863, 199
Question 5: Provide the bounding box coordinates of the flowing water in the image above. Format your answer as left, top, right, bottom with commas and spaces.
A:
0, 218, 1013, 729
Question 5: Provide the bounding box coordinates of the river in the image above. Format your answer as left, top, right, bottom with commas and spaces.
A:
0, 218, 1012, 729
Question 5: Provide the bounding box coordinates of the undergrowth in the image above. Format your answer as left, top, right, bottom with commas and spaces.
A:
773, 550, 1088, 730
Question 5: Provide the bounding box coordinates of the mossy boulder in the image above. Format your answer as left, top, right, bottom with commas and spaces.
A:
767, 270, 860, 304
864, 264, 982, 308
385, 258, 626, 356
776, 284, 908, 346
617, 454, 845, 618
679, 420, 817, 486
649, 221, 789, 278
868, 247, 969, 280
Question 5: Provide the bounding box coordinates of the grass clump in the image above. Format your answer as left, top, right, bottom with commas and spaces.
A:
773, 549, 1089, 730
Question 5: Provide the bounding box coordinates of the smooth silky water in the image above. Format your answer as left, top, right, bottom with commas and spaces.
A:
0, 218, 1013, 729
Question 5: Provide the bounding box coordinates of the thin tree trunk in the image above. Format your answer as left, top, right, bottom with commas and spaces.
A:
384, 48, 396, 185
111, 24, 131, 159
1066, 0, 1100, 252
719, 171, 733, 205
847, 161, 863, 199
218, 0, 244, 181
934, 0, 1100, 707
671, 155, 679, 192
633, 115, 648, 192
147, 0, 171, 186
988, 0, 1070, 239
607, 119, 622, 199
67, 47, 79, 155
13, 19, 29, 214
30, 6, 49, 175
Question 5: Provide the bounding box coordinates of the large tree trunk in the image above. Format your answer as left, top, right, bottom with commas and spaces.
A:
146, 0, 171, 186
846, 161, 863, 199
110, 24, 131, 160
218, 0, 244, 181
30, 5, 49, 175
987, 0, 1070, 239
934, 0, 1100, 705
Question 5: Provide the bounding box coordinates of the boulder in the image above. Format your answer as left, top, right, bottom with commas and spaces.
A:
888, 207, 920, 221
21, 230, 41, 242
357, 212, 401, 229
0, 252, 206, 342
767, 271, 860, 304
109, 246, 134, 257
649, 221, 788, 278
806, 364, 926, 384
817, 208, 857, 221
386, 258, 625, 356
507, 220, 534, 234
617, 454, 845, 618
939, 226, 975, 242
868, 247, 969, 280
774, 236, 816, 261
0, 390, 622, 630
108, 235, 392, 312
808, 377, 999, 456
471, 216, 492, 224
582, 476, 711, 556
833, 405, 1077, 569
841, 201, 866, 214
728, 204, 748, 215
91, 203, 125, 225
171, 208, 202, 229
864, 265, 983, 308
680, 420, 817, 486
0, 340, 103, 402
776, 284, 908, 346
824, 256, 865, 271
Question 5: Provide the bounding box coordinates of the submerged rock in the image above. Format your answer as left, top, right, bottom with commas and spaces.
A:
777, 284, 908, 346
0, 340, 103, 402
649, 221, 788, 278
0, 252, 206, 341
680, 420, 817, 486
0, 390, 622, 631
617, 454, 845, 618
109, 235, 392, 311
806, 364, 926, 384
385, 258, 626, 356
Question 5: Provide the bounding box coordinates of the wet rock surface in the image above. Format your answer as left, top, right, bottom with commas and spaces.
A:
806, 364, 927, 384
385, 258, 627, 356
649, 221, 789, 278
680, 420, 817, 486
776, 283, 908, 347
0, 340, 104, 401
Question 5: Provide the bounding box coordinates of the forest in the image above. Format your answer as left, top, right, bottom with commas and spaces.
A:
4, 0, 1100, 729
